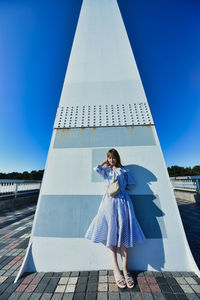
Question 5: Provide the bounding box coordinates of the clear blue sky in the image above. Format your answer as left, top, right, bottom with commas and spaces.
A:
0, 0, 199, 173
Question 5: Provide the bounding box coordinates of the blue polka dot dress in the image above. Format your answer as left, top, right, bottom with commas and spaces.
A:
85, 165, 147, 248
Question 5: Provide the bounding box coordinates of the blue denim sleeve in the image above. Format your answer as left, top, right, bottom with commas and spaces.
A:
93, 164, 107, 178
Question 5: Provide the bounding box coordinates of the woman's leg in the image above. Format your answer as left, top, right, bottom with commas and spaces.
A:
110, 245, 126, 287
109, 246, 121, 275
120, 245, 128, 275
120, 245, 134, 287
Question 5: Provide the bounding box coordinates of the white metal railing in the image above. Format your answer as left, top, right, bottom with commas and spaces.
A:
170, 176, 200, 194
0, 180, 42, 198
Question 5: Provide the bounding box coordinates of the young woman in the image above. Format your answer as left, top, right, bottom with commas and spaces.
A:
85, 149, 146, 288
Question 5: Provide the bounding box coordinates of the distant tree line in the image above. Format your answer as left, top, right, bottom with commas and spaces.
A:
0, 166, 199, 180
0, 170, 44, 180
167, 165, 200, 177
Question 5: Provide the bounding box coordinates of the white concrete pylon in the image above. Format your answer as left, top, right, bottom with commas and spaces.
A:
15, 0, 200, 282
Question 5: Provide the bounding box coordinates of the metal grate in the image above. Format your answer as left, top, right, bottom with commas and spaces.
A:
54, 103, 154, 129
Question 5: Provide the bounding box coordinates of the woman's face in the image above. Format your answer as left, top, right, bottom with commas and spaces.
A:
107, 155, 117, 167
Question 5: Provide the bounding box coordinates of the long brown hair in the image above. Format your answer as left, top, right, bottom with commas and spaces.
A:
106, 148, 123, 168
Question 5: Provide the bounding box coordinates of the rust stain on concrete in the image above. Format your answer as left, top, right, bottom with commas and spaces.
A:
131, 126, 135, 131
59, 129, 70, 136
81, 128, 85, 135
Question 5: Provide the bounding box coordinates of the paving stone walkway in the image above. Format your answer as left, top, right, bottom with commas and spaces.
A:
0, 199, 199, 299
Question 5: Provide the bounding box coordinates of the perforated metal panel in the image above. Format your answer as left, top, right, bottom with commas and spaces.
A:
54, 103, 154, 128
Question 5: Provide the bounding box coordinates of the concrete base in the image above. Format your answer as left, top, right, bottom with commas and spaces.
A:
174, 189, 200, 205
0, 192, 39, 211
